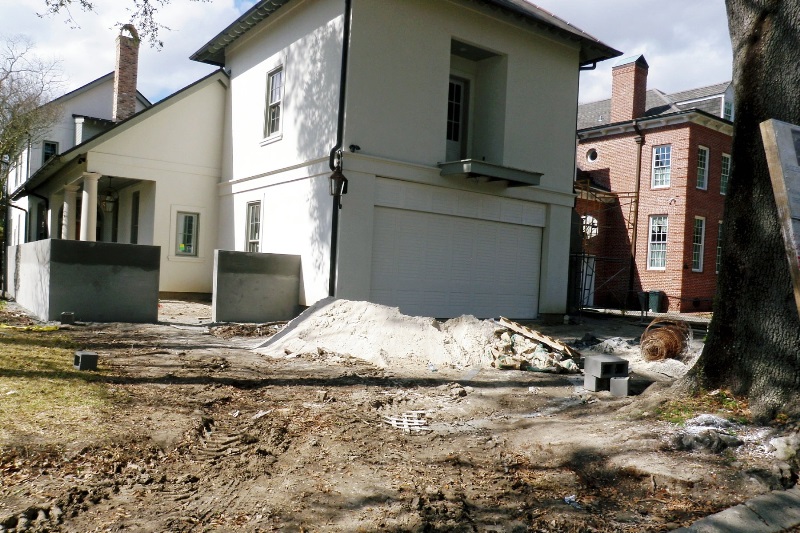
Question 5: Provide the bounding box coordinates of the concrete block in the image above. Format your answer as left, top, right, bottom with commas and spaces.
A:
60, 312, 75, 324
610, 377, 629, 397
584, 374, 610, 392
74, 351, 98, 371
583, 354, 628, 378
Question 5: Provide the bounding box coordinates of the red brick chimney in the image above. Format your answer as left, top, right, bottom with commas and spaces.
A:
113, 25, 140, 122
610, 55, 648, 123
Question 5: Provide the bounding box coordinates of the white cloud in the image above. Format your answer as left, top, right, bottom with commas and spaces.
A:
532, 0, 732, 102
1, 0, 244, 102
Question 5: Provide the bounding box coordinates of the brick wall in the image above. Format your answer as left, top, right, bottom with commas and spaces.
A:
577, 121, 731, 312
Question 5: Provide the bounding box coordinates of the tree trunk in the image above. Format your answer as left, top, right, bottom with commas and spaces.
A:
689, 0, 800, 421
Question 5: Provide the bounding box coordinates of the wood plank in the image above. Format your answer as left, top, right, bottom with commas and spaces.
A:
498, 317, 581, 359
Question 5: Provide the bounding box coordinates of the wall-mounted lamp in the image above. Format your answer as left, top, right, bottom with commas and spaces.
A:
329, 149, 348, 209
100, 178, 118, 213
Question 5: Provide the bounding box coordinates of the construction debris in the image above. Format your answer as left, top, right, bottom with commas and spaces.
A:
488, 318, 580, 373
498, 317, 582, 359
640, 319, 692, 361
383, 411, 430, 433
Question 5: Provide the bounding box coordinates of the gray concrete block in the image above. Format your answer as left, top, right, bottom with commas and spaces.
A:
584, 374, 610, 392
584, 354, 628, 378
610, 377, 629, 397
742, 487, 800, 530
212, 250, 302, 323
74, 351, 98, 371
674, 504, 774, 532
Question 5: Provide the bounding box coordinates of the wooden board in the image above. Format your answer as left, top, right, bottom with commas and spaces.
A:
498, 317, 581, 359
761, 119, 800, 318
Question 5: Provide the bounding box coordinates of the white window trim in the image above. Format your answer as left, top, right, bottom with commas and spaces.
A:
696, 146, 709, 190
648, 215, 668, 270
692, 216, 706, 272
42, 140, 58, 165
262, 64, 285, 144
245, 200, 261, 252
652, 145, 671, 188
716, 221, 723, 274
721, 153, 731, 195
168, 204, 207, 262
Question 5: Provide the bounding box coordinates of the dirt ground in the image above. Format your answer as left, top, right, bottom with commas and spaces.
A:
1, 299, 797, 532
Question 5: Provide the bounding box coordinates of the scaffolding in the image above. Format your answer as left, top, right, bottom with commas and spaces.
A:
571, 178, 639, 313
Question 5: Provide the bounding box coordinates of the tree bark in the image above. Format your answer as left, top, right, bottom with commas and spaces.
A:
689, 0, 800, 421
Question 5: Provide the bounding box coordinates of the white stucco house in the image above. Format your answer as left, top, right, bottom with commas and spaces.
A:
6, 72, 150, 247
191, 0, 620, 318
7, 27, 227, 294
7, 1, 621, 321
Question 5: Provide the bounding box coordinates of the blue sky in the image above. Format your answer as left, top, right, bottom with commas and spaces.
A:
0, 0, 732, 104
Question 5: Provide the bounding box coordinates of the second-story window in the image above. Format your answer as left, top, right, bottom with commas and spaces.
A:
42, 141, 58, 164
721, 153, 731, 195
652, 145, 671, 188
697, 146, 709, 190
264, 66, 284, 138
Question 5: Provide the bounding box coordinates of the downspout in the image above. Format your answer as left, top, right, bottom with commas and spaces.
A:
627, 120, 644, 306
327, 0, 352, 298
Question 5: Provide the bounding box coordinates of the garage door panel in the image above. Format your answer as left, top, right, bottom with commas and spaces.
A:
371, 206, 541, 318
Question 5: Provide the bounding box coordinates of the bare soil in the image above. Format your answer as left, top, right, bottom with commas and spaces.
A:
1, 300, 796, 532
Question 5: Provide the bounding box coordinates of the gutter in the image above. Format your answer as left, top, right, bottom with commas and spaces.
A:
327, 0, 352, 298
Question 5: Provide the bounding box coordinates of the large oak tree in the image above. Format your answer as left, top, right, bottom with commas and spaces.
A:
689, 0, 800, 421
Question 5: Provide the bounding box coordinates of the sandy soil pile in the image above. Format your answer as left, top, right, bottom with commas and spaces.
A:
256, 298, 498, 369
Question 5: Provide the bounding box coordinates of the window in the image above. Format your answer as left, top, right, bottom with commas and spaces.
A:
696, 146, 709, 190
716, 222, 723, 274
246, 201, 261, 252
130, 191, 140, 244
721, 154, 731, 195
446, 77, 469, 161
176, 212, 199, 256
723, 101, 733, 121
42, 141, 58, 164
652, 145, 671, 187
692, 217, 706, 272
648, 215, 668, 269
586, 148, 598, 163
264, 67, 284, 138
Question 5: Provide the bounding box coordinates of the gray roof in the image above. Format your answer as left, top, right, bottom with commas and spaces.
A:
191, 0, 620, 67
577, 81, 731, 130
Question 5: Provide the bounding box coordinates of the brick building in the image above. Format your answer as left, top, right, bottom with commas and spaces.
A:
574, 55, 733, 312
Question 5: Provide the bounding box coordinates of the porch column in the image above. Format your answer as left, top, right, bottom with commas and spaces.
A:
79, 172, 101, 242
61, 185, 79, 240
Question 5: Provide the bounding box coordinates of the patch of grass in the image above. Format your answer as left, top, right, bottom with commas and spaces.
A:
0, 330, 118, 449
656, 389, 750, 425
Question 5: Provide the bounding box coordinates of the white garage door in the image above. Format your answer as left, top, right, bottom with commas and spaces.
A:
370, 206, 542, 318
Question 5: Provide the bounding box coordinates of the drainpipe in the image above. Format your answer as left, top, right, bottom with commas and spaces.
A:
627, 120, 644, 307
327, 0, 352, 298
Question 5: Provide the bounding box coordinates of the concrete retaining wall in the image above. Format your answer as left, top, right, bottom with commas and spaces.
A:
7, 239, 160, 322
212, 250, 301, 323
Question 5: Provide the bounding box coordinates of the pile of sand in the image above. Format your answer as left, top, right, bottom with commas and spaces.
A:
255, 298, 497, 369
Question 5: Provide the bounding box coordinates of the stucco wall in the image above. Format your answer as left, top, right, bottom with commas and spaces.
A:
346, 0, 582, 194
224, 0, 343, 182
8, 240, 160, 322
